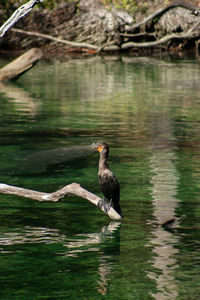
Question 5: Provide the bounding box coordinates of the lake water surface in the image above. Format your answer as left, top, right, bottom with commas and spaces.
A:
0, 54, 200, 299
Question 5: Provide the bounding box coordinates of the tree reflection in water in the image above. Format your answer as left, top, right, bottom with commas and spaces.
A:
148, 114, 180, 300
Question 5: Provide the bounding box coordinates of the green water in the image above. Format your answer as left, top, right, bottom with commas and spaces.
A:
0, 54, 200, 299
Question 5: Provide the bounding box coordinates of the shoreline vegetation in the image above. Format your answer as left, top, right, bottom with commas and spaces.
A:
0, 0, 200, 58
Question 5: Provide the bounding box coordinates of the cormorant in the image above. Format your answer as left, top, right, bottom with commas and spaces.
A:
93, 142, 122, 216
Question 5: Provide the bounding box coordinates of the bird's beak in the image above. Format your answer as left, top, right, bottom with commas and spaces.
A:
92, 142, 103, 152
97, 145, 103, 152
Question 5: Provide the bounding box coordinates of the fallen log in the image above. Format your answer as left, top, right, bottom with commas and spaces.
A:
0, 183, 123, 221
0, 48, 43, 81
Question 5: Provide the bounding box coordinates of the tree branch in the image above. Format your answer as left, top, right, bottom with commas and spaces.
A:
11, 28, 98, 50
0, 0, 44, 37
0, 183, 122, 221
121, 19, 200, 49
12, 28, 121, 52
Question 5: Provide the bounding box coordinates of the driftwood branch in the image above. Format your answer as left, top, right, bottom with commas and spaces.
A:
12, 28, 121, 52
0, 0, 44, 37
0, 183, 122, 221
12, 28, 98, 50
0, 48, 43, 81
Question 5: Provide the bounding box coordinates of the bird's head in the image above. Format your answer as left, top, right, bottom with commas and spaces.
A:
92, 142, 109, 155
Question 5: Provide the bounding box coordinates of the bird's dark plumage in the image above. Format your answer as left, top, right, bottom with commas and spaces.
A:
94, 142, 122, 216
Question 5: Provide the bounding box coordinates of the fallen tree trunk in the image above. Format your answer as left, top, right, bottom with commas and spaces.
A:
0, 183, 123, 221
0, 48, 43, 81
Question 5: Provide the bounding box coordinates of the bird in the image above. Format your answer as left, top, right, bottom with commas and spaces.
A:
93, 142, 122, 216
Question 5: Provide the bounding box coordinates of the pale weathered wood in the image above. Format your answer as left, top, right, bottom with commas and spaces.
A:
0, 0, 44, 37
0, 183, 122, 221
12, 28, 98, 50
0, 48, 43, 81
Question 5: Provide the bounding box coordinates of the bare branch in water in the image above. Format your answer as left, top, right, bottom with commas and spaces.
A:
0, 183, 122, 221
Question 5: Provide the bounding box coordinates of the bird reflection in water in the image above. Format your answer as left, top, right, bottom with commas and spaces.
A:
0, 221, 121, 297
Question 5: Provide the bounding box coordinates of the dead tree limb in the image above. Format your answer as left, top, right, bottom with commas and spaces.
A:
12, 28, 98, 50
0, 0, 45, 37
12, 28, 121, 52
0, 183, 122, 221
0, 48, 43, 81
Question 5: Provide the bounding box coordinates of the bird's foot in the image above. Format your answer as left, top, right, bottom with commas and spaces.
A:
98, 198, 112, 213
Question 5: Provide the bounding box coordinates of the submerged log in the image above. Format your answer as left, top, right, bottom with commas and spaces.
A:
0, 48, 43, 81
0, 183, 123, 221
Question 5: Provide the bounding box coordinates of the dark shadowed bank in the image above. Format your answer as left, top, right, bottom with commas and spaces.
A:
0, 0, 200, 58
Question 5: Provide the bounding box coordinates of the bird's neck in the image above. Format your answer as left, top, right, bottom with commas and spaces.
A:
99, 154, 108, 171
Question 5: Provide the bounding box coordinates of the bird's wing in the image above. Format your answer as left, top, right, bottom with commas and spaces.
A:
99, 172, 120, 201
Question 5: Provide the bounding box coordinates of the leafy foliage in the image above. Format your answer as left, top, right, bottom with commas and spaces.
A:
38, 0, 77, 9
101, 0, 137, 13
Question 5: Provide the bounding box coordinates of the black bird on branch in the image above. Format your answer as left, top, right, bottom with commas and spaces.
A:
93, 142, 122, 216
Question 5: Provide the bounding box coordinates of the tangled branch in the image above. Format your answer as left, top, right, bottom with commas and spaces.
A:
122, 19, 200, 49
